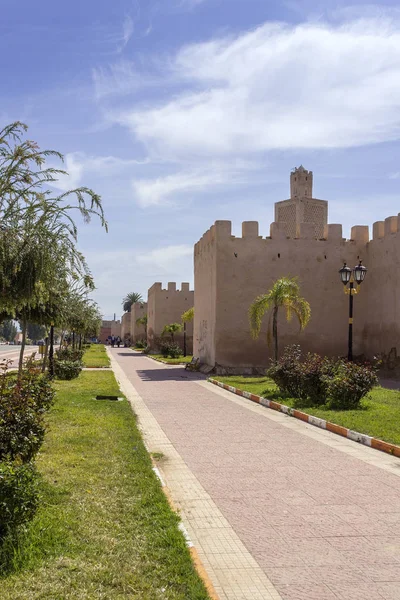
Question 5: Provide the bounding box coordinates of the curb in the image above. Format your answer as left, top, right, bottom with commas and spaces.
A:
209, 378, 400, 459
106, 347, 219, 600
150, 457, 220, 600
142, 354, 190, 367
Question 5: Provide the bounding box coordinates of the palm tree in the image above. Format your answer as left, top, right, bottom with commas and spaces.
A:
122, 292, 143, 313
181, 307, 194, 323
249, 277, 311, 363
161, 323, 182, 342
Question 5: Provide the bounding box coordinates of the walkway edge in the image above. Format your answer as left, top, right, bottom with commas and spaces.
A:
107, 348, 219, 600
209, 378, 400, 459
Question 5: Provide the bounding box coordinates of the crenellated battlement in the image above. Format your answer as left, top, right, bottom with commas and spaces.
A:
148, 282, 192, 293
195, 216, 400, 251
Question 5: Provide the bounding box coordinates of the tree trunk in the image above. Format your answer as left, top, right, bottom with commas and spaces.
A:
79, 334, 82, 350
72, 331, 75, 349
18, 316, 27, 377
273, 305, 278, 363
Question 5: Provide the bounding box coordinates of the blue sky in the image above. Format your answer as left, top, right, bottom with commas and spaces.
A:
2, 0, 400, 318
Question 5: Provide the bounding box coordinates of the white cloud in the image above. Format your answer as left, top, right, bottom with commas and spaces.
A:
132, 159, 260, 206
108, 16, 400, 157
136, 244, 193, 272
50, 152, 149, 192
133, 170, 222, 207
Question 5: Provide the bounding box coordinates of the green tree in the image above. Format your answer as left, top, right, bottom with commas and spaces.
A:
26, 323, 46, 342
122, 292, 143, 313
161, 323, 183, 342
248, 277, 311, 363
181, 307, 194, 323
0, 320, 17, 342
0, 122, 107, 373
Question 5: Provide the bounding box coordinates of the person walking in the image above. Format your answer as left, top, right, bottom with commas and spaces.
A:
116, 336, 121, 348
111, 335, 115, 348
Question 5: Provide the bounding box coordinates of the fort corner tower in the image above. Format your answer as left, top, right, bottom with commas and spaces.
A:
274, 166, 328, 239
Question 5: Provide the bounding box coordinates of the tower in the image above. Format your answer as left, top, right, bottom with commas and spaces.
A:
290, 165, 313, 198
275, 166, 327, 239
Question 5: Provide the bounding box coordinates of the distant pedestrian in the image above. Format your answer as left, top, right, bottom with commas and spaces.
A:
111, 335, 115, 348
116, 336, 121, 348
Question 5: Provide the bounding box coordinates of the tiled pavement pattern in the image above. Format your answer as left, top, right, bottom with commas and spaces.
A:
111, 349, 400, 600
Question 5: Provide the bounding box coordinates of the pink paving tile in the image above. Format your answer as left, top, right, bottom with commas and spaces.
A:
276, 583, 338, 599
113, 350, 400, 600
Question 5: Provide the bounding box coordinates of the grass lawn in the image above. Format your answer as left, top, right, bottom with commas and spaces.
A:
0, 371, 209, 600
150, 355, 193, 365
82, 344, 110, 368
214, 376, 400, 446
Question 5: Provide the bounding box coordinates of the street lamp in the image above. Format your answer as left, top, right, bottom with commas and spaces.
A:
339, 261, 367, 361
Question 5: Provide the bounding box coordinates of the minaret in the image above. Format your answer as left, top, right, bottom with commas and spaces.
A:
274, 166, 328, 239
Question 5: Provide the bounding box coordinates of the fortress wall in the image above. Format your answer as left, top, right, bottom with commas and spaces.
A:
147, 282, 194, 351
130, 302, 147, 343
194, 224, 218, 365
194, 220, 368, 370
360, 215, 400, 357
121, 312, 131, 341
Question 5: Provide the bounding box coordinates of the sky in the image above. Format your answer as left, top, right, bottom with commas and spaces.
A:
2, 0, 400, 318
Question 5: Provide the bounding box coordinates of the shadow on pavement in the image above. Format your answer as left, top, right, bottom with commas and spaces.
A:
136, 368, 205, 383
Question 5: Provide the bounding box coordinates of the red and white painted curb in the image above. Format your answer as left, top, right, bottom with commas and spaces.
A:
209, 378, 400, 459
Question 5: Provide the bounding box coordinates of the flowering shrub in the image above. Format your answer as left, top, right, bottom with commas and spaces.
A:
160, 342, 183, 359
324, 360, 378, 409
0, 360, 54, 463
0, 462, 39, 539
266, 345, 303, 398
267, 345, 378, 409
0, 359, 54, 541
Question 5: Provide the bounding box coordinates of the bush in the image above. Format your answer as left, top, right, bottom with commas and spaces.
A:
142, 345, 151, 355
54, 359, 82, 380
56, 346, 84, 362
324, 360, 378, 410
135, 339, 147, 349
159, 342, 183, 359
267, 345, 303, 398
267, 345, 378, 410
0, 361, 54, 463
0, 461, 39, 539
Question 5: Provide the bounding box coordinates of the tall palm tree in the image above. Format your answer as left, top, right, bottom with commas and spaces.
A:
249, 277, 311, 363
122, 292, 143, 313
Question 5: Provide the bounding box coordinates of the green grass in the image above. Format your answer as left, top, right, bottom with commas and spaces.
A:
0, 371, 209, 600
214, 375, 400, 446
150, 355, 193, 365
82, 344, 110, 368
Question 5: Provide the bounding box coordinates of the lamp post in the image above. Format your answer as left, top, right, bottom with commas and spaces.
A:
49, 321, 55, 378
183, 321, 187, 357
339, 261, 367, 361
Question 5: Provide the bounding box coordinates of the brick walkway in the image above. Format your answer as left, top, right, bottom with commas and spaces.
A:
112, 349, 400, 600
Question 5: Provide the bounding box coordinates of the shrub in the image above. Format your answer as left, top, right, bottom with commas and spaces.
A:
266, 345, 303, 398
56, 346, 84, 362
0, 461, 39, 539
297, 353, 333, 405
159, 342, 183, 359
135, 339, 147, 349
324, 360, 378, 410
0, 361, 54, 463
54, 359, 82, 380
142, 345, 151, 355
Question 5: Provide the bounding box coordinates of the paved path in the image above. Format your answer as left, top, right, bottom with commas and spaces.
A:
112, 349, 400, 600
